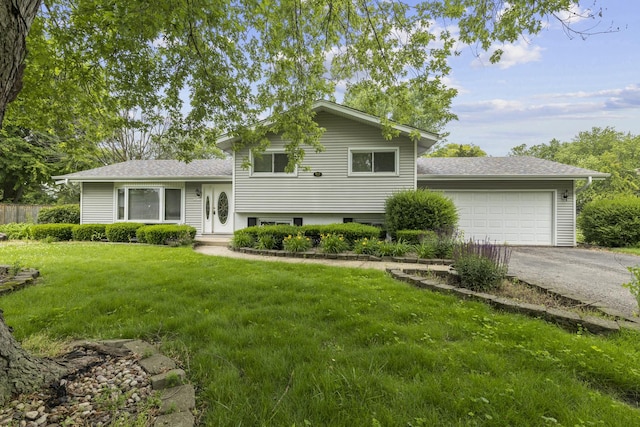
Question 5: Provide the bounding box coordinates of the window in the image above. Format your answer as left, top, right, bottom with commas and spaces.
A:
252, 152, 294, 175
116, 187, 182, 222
349, 149, 398, 175
258, 218, 292, 226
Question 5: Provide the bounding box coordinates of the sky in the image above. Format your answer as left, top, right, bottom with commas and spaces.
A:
440, 0, 640, 156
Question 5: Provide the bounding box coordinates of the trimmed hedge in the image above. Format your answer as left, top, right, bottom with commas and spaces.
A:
235, 223, 383, 250
578, 196, 640, 247
136, 225, 197, 245
105, 223, 145, 243
29, 224, 74, 241
72, 224, 107, 241
385, 189, 458, 238
37, 204, 80, 224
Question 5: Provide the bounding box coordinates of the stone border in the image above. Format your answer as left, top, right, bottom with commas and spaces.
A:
231, 247, 452, 265
387, 268, 640, 335
0, 265, 39, 296
96, 339, 195, 427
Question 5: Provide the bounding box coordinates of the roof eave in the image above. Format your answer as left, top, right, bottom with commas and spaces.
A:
54, 176, 232, 183
418, 174, 610, 181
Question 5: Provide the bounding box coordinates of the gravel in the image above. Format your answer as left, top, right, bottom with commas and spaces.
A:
0, 350, 158, 426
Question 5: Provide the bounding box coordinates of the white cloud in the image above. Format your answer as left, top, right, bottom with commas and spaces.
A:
471, 39, 544, 69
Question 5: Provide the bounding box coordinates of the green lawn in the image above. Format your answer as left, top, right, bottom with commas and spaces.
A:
2, 242, 640, 426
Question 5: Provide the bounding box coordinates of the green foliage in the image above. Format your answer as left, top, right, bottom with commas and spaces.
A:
385, 189, 458, 237
282, 232, 313, 253
0, 223, 32, 240
136, 225, 196, 246
105, 223, 145, 243
453, 240, 511, 292
37, 204, 80, 224
255, 234, 277, 250
414, 241, 436, 259
318, 234, 350, 254
578, 197, 640, 247
510, 128, 640, 211
426, 143, 487, 157
396, 230, 437, 245
29, 224, 74, 241
230, 231, 255, 249
72, 224, 107, 241
352, 237, 381, 255
375, 240, 412, 257
2, 243, 640, 426
623, 266, 640, 313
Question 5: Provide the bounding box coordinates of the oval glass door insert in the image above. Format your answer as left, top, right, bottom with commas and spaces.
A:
218, 192, 229, 224
205, 196, 211, 220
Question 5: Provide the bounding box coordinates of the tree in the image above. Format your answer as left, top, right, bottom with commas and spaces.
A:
0, 0, 609, 406
426, 143, 487, 157
509, 127, 640, 210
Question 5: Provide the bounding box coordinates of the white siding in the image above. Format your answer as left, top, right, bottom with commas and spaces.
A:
81, 182, 114, 224
185, 182, 203, 235
420, 180, 575, 246
234, 111, 416, 215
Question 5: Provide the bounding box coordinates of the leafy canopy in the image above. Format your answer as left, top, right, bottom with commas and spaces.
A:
5, 0, 592, 168
510, 127, 640, 210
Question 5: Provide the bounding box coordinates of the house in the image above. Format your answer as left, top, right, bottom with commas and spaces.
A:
54, 101, 609, 246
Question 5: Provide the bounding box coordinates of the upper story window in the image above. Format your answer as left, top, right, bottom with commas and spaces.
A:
349, 148, 399, 175
252, 151, 296, 176
116, 186, 183, 222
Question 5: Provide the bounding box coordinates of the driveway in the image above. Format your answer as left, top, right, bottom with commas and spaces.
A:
509, 247, 640, 319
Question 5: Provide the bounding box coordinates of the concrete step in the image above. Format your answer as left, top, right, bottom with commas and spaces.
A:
195, 235, 232, 247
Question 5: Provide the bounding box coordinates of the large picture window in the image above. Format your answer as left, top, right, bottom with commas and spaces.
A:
349, 149, 398, 175
116, 187, 182, 222
252, 152, 294, 175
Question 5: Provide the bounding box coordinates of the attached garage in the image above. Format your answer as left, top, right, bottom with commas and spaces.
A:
443, 191, 554, 245
418, 157, 610, 247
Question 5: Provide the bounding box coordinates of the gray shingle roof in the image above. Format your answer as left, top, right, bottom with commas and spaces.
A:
54, 159, 232, 181
417, 156, 609, 179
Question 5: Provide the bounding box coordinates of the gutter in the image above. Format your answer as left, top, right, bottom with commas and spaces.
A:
575, 176, 593, 194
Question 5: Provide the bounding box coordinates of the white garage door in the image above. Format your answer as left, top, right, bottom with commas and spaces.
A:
445, 191, 554, 245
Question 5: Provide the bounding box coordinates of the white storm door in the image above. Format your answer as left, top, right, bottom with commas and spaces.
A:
213, 184, 233, 233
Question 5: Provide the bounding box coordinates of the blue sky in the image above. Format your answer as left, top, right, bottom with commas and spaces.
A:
442, 0, 640, 156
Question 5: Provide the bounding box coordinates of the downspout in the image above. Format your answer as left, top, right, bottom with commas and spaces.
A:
575, 176, 593, 194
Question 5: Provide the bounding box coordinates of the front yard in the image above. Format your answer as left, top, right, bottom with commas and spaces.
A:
1, 241, 640, 426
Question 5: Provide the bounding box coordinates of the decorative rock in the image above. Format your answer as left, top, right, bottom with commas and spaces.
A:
25, 411, 39, 420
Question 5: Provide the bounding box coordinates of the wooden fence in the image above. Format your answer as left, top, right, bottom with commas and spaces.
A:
0, 204, 51, 224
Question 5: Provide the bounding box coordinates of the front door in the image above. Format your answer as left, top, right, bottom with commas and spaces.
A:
202, 184, 233, 234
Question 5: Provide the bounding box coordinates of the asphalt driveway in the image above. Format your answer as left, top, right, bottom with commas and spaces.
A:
509, 247, 640, 319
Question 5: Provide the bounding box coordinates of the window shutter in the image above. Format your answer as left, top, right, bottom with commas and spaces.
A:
293, 217, 303, 226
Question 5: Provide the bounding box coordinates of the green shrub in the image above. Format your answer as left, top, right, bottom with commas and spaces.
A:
29, 224, 75, 241
256, 234, 277, 250
319, 233, 350, 254
395, 229, 435, 245
302, 223, 382, 245
72, 224, 107, 241
453, 239, 511, 292
256, 225, 299, 249
414, 241, 436, 259
0, 223, 32, 240
105, 223, 144, 242
282, 232, 313, 252
231, 231, 255, 249
37, 204, 80, 224
136, 225, 196, 245
353, 237, 380, 255
385, 190, 458, 238
623, 266, 640, 312
578, 197, 640, 247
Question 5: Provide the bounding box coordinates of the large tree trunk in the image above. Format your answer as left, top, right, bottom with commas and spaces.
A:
0, 0, 42, 129
0, 309, 65, 406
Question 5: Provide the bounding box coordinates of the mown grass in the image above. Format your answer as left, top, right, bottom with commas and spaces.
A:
1, 241, 640, 426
